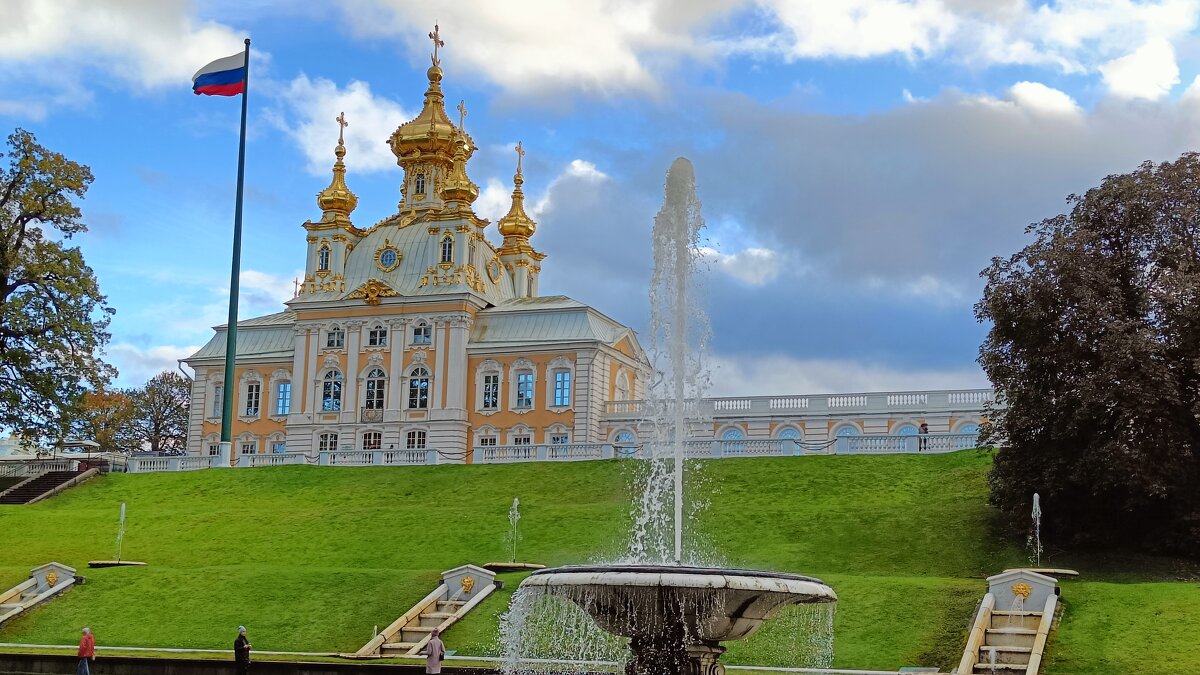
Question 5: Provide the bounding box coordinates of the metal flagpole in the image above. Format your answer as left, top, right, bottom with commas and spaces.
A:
219, 38, 251, 466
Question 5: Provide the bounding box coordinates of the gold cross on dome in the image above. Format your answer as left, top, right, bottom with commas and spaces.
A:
293, 277, 301, 296
515, 141, 525, 175
457, 100, 467, 130
335, 111, 347, 145
428, 23, 444, 65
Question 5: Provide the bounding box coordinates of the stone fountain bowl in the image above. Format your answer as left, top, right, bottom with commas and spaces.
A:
522, 564, 836, 644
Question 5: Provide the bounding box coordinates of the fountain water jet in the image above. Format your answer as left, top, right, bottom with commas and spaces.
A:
502, 159, 836, 675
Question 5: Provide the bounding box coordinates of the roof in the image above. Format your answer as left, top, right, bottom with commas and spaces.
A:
470, 296, 633, 349
188, 312, 296, 363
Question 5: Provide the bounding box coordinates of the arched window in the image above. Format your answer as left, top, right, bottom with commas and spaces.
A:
412, 321, 431, 346
415, 173, 426, 194
322, 371, 343, 411
368, 324, 387, 347
326, 326, 345, 349
469, 238, 477, 263
776, 427, 802, 440
614, 430, 636, 455
895, 424, 918, 436
365, 368, 386, 410
406, 430, 427, 449
408, 367, 430, 409
319, 432, 338, 452
362, 431, 382, 450
441, 235, 454, 264
614, 371, 630, 401
957, 424, 980, 436
836, 426, 860, 437
317, 243, 330, 271
721, 427, 745, 453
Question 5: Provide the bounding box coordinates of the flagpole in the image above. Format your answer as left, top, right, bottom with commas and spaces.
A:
219, 38, 251, 466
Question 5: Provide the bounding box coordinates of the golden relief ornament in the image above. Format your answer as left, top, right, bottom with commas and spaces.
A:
461, 576, 474, 594
348, 279, 398, 306
45, 571, 58, 587
486, 256, 502, 282
375, 239, 402, 272
1011, 582, 1032, 600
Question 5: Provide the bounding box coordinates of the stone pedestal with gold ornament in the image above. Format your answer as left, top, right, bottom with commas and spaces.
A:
0, 562, 77, 626
987, 568, 1058, 612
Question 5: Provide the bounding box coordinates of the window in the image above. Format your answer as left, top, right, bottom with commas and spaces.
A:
777, 427, 802, 440
512, 434, 532, 446
368, 324, 388, 347
244, 382, 261, 417
413, 322, 431, 345
441, 235, 454, 264
271, 441, 287, 454
469, 238, 477, 262
365, 368, 386, 409
240, 441, 257, 456
406, 430, 427, 449
319, 433, 338, 453
836, 426, 859, 437
550, 434, 569, 444
275, 381, 291, 416
896, 425, 918, 436
208, 443, 220, 456
211, 384, 223, 418
363, 431, 382, 450
482, 373, 499, 410
722, 427, 745, 453
326, 326, 345, 349
318, 243, 330, 271
322, 371, 343, 411
415, 173, 426, 194
516, 372, 534, 408
553, 370, 571, 407
478, 436, 497, 447
408, 367, 430, 409
615, 372, 630, 401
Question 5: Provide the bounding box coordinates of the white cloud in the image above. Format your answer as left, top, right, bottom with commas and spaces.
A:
699, 246, 781, 285
1008, 81, 1081, 115
475, 177, 512, 224
0, 1, 245, 105
108, 343, 201, 387
531, 159, 610, 218
241, 269, 303, 311
707, 353, 990, 397
1099, 38, 1180, 99
760, 0, 959, 59
270, 75, 412, 175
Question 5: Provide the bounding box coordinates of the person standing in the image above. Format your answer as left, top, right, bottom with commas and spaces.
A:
918, 422, 929, 452
424, 627, 445, 674
77, 627, 95, 675
234, 626, 252, 675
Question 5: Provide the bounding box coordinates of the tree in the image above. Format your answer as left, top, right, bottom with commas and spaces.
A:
0, 129, 115, 443
977, 153, 1200, 556
72, 389, 140, 454
131, 371, 191, 453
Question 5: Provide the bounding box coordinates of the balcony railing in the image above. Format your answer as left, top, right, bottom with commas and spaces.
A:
603, 388, 996, 418
317, 449, 438, 466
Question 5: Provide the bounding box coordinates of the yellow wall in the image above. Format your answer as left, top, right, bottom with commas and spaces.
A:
465, 352, 577, 443
200, 363, 291, 452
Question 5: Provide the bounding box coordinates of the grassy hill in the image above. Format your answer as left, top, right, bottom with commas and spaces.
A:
0, 452, 1195, 673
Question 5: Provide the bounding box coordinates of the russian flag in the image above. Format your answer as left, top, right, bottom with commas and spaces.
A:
192, 52, 246, 96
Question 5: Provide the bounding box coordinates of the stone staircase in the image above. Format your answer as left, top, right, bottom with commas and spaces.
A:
354, 565, 498, 658
957, 570, 1063, 675
0, 470, 88, 505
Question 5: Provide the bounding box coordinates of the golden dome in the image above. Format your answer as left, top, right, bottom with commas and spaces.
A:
497, 141, 536, 240
316, 112, 358, 224
441, 132, 479, 205
388, 65, 474, 165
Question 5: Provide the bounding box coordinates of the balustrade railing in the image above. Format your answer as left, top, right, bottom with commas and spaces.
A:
602, 388, 996, 418
240, 452, 307, 468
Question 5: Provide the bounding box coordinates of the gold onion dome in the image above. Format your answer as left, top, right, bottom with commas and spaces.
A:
441, 132, 479, 204
388, 64, 474, 163
498, 141, 536, 240
317, 112, 358, 223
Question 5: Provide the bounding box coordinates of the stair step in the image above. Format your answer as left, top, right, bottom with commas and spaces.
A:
972, 665, 1027, 673
991, 610, 1041, 617
404, 626, 435, 634
437, 600, 465, 607
985, 626, 1037, 649
381, 642, 419, 650
422, 611, 455, 619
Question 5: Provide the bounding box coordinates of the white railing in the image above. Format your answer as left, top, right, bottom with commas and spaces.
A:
0, 459, 81, 477
240, 452, 307, 468
603, 388, 996, 418
322, 450, 374, 466
317, 449, 438, 466
837, 433, 980, 454
381, 449, 436, 465
179, 456, 216, 471
127, 455, 218, 473
475, 444, 614, 464
547, 443, 608, 461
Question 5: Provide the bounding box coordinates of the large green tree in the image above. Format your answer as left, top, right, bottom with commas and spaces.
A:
131, 371, 191, 453
0, 129, 115, 443
977, 153, 1200, 556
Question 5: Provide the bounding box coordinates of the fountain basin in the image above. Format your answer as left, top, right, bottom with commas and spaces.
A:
522, 564, 835, 651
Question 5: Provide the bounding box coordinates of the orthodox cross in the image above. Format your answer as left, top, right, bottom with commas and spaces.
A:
336, 111, 347, 145
292, 277, 301, 296
457, 99, 467, 130
515, 141, 525, 175
428, 23, 444, 65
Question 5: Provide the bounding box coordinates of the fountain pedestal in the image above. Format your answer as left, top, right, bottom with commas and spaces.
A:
519, 565, 837, 675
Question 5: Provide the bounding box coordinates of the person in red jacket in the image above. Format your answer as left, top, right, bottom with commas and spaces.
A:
77, 627, 95, 675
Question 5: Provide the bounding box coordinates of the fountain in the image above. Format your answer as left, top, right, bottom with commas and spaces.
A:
503, 159, 836, 675
507, 497, 522, 563
1029, 493, 1042, 567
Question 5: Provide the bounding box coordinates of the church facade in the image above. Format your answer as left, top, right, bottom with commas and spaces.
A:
184, 47, 649, 462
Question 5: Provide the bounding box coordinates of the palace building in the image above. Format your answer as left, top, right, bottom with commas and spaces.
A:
184, 45, 651, 463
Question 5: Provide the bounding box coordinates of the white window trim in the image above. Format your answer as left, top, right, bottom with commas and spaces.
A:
316, 430, 340, 453
547, 423, 570, 445
269, 369, 292, 421
209, 380, 224, 420
833, 422, 863, 437
614, 369, 631, 402
320, 368, 344, 413
475, 359, 503, 415
718, 425, 746, 441
238, 370, 263, 422
405, 427, 429, 450
366, 324, 388, 349
237, 434, 259, 457
508, 424, 532, 445
361, 366, 388, 411
545, 356, 574, 412
509, 358, 537, 413
410, 318, 433, 348
405, 365, 433, 410
361, 430, 383, 451
324, 324, 346, 351
475, 425, 499, 448
774, 425, 803, 440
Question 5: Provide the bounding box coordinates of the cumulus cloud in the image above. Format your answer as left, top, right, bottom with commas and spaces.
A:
699, 246, 781, 285
706, 352, 990, 396
1007, 81, 1081, 115
269, 75, 412, 175
1099, 38, 1181, 99
108, 343, 201, 387
0, 0, 245, 113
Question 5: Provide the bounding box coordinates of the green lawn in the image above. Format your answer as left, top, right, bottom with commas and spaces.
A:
0, 452, 1195, 673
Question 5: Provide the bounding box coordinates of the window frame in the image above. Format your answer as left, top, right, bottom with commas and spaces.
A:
407, 367, 431, 409
364, 368, 386, 410
326, 326, 345, 349
367, 324, 388, 347
412, 321, 432, 346
362, 431, 382, 451
552, 369, 571, 407
274, 380, 292, 416
440, 234, 454, 264
244, 381, 261, 417
317, 243, 331, 272
406, 430, 427, 450
318, 432, 338, 453
322, 370, 343, 412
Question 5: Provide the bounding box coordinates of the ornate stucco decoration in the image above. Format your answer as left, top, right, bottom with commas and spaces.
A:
1012, 582, 1032, 600
461, 576, 475, 594
348, 279, 398, 306
375, 239, 402, 272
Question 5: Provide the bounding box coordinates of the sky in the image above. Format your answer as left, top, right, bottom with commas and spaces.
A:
4, 0, 1200, 396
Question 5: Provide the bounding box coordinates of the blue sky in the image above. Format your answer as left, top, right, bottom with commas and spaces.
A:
4, 0, 1200, 395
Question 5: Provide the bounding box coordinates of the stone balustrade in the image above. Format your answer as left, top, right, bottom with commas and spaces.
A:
317, 449, 439, 466
126, 455, 217, 473
602, 388, 996, 419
